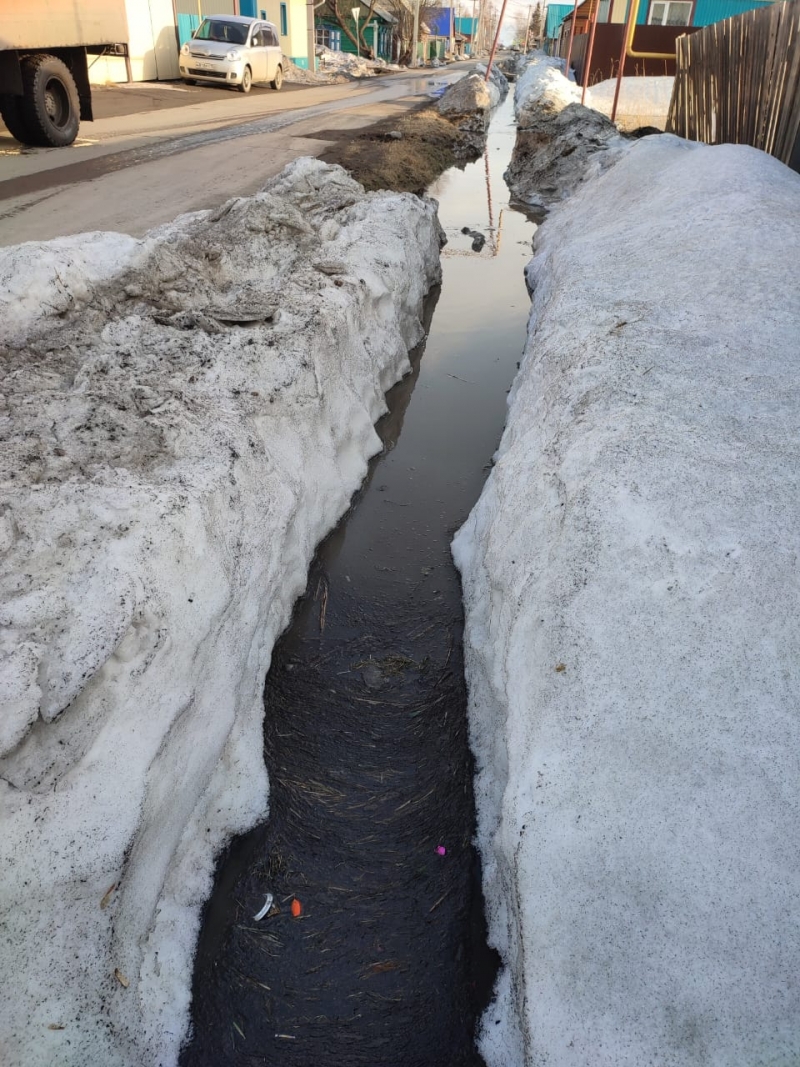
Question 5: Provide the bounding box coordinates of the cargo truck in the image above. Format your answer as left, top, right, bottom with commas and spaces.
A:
0, 0, 129, 147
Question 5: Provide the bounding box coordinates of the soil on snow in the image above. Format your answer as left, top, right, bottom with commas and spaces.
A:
318, 102, 466, 195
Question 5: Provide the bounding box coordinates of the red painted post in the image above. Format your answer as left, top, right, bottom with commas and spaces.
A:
611, 0, 636, 121
581, 0, 599, 103
563, 0, 580, 82
484, 0, 511, 81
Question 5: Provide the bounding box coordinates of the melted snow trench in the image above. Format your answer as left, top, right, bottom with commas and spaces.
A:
182, 94, 535, 1067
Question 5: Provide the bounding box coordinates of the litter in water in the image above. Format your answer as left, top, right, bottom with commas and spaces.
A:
253, 893, 274, 921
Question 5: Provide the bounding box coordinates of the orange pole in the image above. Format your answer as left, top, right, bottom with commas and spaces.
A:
610, 0, 635, 121
581, 0, 599, 103
563, 0, 580, 81
484, 0, 511, 81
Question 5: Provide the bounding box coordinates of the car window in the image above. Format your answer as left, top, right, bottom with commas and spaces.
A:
250, 27, 264, 46
194, 19, 249, 44
265, 26, 279, 46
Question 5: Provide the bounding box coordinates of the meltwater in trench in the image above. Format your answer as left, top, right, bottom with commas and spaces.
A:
183, 93, 536, 1067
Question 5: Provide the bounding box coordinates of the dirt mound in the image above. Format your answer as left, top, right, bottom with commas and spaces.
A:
319, 102, 464, 194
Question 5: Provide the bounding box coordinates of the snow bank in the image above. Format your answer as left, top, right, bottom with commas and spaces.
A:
438, 72, 499, 115
437, 65, 508, 157
454, 136, 800, 1066
282, 55, 345, 84
0, 158, 441, 1066
316, 46, 400, 78
591, 75, 676, 130
476, 61, 510, 99
506, 58, 624, 209
514, 53, 586, 127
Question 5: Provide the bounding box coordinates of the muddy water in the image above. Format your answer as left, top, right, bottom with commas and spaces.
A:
182, 93, 534, 1067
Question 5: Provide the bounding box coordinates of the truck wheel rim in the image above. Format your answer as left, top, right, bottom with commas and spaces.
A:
44, 79, 69, 128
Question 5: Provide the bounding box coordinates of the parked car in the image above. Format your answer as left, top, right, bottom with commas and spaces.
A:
179, 15, 283, 93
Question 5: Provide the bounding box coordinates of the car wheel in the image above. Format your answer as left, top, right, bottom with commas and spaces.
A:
270, 65, 283, 91
183, 78, 197, 86
0, 93, 33, 144
239, 66, 252, 93
19, 54, 80, 147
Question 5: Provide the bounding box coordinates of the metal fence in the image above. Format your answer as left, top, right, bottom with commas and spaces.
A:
666, 0, 800, 170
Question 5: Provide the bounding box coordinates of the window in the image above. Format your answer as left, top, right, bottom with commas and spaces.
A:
265, 25, 279, 45
250, 27, 264, 46
280, 2, 288, 36
316, 26, 342, 49
194, 18, 249, 44
647, 0, 692, 24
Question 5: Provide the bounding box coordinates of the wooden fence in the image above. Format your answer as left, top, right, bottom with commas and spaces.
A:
666, 0, 800, 171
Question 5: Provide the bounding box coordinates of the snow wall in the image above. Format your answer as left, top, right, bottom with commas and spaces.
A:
454, 132, 800, 1065
0, 158, 441, 1066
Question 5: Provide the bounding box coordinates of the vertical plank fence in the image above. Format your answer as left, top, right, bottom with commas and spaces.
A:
666, 0, 800, 171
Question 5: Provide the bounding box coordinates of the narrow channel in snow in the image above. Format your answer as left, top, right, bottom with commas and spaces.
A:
183, 94, 537, 1067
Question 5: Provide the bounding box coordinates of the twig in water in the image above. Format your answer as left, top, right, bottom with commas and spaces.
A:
446, 373, 476, 384
429, 890, 451, 913
319, 579, 328, 634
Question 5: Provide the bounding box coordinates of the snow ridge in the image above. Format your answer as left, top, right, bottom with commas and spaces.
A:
455, 136, 800, 1065
0, 158, 441, 1067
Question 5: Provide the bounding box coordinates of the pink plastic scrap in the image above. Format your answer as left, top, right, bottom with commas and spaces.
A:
436, 845, 447, 856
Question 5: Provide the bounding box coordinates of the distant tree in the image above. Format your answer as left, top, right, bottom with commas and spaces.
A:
530, 1, 544, 44
317, 0, 380, 57
382, 0, 443, 63
482, 0, 499, 50
512, 12, 529, 47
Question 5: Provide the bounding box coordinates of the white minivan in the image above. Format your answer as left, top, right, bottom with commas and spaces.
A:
180, 15, 284, 93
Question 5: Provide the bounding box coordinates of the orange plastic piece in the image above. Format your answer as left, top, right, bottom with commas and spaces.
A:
291, 898, 302, 918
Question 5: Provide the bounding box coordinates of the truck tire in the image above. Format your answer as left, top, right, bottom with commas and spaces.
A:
0, 94, 33, 144
20, 54, 80, 147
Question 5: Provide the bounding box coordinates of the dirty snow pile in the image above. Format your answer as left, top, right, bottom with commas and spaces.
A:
438, 65, 509, 156
281, 55, 346, 84
316, 45, 400, 78
590, 75, 676, 130
0, 158, 441, 1067
506, 54, 625, 209
454, 135, 800, 1066
476, 61, 510, 99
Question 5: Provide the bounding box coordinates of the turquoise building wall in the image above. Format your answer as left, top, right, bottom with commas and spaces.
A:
635, 0, 775, 23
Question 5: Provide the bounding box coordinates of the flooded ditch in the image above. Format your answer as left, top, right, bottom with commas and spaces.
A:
182, 93, 535, 1067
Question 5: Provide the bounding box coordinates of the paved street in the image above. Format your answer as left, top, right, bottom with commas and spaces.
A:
0, 64, 470, 245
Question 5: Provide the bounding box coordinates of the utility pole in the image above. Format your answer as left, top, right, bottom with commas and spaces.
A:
524, 4, 532, 49
475, 0, 485, 53
411, 0, 420, 65
306, 0, 316, 71
471, 0, 477, 55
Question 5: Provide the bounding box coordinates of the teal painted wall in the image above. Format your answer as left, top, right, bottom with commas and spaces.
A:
546, 3, 573, 37
177, 13, 200, 46
693, 0, 775, 23
635, 0, 775, 23
316, 16, 392, 57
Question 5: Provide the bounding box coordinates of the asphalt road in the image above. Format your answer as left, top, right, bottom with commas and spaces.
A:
0, 65, 471, 246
